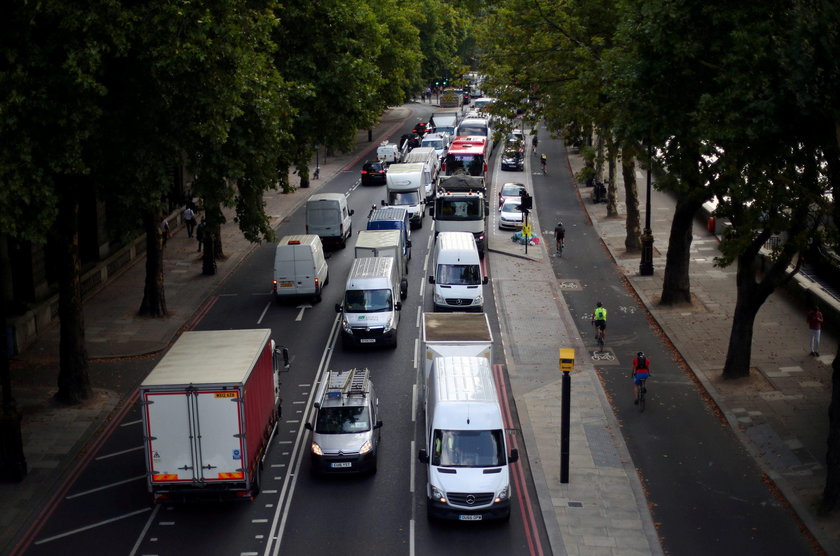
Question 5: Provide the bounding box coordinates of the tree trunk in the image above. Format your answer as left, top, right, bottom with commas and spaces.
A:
606, 135, 618, 218
595, 132, 604, 184
138, 210, 167, 317
54, 183, 91, 404
660, 193, 704, 305
622, 145, 641, 252
822, 347, 840, 513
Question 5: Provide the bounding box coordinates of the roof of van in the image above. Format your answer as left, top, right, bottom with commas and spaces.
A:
348, 256, 395, 281
432, 356, 500, 406
403, 147, 436, 160
386, 162, 425, 174
277, 234, 321, 247
355, 229, 401, 249
436, 231, 477, 251
308, 193, 346, 202
369, 207, 409, 221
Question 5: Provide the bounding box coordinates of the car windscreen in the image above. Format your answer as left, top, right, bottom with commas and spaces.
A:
501, 184, 524, 196
388, 191, 420, 206
343, 289, 393, 312
315, 406, 371, 434
444, 154, 485, 176
431, 429, 505, 467
434, 197, 483, 220
501, 202, 521, 215
436, 264, 481, 285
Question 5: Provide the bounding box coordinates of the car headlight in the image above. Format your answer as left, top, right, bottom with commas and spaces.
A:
311, 442, 323, 456
341, 318, 352, 333
359, 440, 372, 454
474, 295, 483, 305
434, 292, 444, 303
495, 485, 510, 502
431, 485, 446, 503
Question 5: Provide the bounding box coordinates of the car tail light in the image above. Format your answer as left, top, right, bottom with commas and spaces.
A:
361, 170, 368, 175
314, 277, 320, 291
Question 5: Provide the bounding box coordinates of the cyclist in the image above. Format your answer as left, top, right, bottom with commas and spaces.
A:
554, 220, 566, 253
632, 351, 650, 404
540, 153, 548, 174
592, 301, 607, 341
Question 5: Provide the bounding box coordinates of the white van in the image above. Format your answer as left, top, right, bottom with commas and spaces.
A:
428, 232, 487, 312
354, 229, 408, 300
421, 132, 451, 156
272, 235, 329, 302
383, 163, 427, 229
418, 355, 519, 521
306, 193, 354, 248
335, 257, 402, 349
402, 147, 441, 201
376, 141, 401, 165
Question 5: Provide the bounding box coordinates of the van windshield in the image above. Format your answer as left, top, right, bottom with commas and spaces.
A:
344, 289, 393, 312
307, 207, 338, 227
388, 191, 420, 206
315, 406, 371, 434
422, 139, 445, 150
437, 264, 481, 285
431, 429, 505, 467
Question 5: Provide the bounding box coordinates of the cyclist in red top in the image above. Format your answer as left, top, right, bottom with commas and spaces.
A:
632, 351, 650, 404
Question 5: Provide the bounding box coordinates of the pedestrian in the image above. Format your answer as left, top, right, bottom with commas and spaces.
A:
807, 304, 824, 356
160, 217, 170, 247
196, 218, 206, 252
183, 205, 196, 238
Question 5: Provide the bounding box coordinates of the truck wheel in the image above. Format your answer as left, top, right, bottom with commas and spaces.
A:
400, 279, 408, 300
252, 462, 263, 497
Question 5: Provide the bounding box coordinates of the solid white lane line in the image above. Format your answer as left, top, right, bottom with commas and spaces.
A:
36, 508, 152, 545
128, 504, 161, 556
413, 338, 419, 370
412, 384, 417, 423
66, 475, 146, 499
410, 440, 416, 494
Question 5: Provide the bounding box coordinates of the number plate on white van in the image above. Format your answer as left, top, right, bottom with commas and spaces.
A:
459, 514, 482, 521
331, 462, 352, 468
279, 282, 293, 287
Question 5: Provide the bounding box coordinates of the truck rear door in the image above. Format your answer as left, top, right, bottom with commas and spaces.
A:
145, 388, 246, 486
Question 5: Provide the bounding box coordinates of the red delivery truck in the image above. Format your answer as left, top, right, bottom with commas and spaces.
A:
140, 329, 282, 502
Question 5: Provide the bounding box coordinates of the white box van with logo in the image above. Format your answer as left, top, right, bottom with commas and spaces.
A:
418, 355, 519, 521
272, 235, 329, 302
383, 163, 427, 229
335, 257, 402, 349
306, 193, 354, 248
428, 232, 487, 312
402, 147, 441, 201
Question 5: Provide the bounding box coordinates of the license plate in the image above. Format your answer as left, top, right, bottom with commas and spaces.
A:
359, 339, 376, 344
459, 514, 482, 521
331, 462, 352, 468
279, 282, 293, 287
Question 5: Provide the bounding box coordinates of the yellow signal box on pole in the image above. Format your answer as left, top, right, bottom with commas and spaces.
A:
559, 348, 575, 373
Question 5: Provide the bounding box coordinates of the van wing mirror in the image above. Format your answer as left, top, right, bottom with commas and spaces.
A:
509, 448, 519, 463
483, 276, 489, 285
374, 420, 383, 429
335, 303, 343, 313
407, 239, 412, 248
395, 301, 402, 311
428, 276, 435, 284
381, 199, 386, 206
304, 422, 313, 431
349, 209, 355, 216
418, 449, 429, 464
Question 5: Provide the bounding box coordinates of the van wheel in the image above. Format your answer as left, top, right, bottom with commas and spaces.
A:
324, 272, 329, 286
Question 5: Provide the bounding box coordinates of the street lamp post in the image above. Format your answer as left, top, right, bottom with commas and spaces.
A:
639, 143, 654, 276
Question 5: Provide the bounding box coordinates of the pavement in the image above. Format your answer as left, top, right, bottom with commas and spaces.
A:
2, 103, 838, 555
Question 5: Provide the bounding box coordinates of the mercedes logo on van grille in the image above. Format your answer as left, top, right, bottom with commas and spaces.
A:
466, 495, 476, 505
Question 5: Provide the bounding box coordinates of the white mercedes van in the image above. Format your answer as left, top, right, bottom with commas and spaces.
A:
418, 356, 519, 521
306, 193, 354, 248
335, 257, 402, 349
428, 232, 487, 312
272, 235, 329, 302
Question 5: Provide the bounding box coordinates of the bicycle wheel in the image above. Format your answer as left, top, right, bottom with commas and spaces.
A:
596, 332, 604, 351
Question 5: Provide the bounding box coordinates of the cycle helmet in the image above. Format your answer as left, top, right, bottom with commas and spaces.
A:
596, 302, 602, 307
637, 351, 645, 359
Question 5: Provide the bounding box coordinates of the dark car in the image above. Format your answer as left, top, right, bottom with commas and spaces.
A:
412, 122, 429, 135
500, 148, 524, 171
361, 160, 387, 186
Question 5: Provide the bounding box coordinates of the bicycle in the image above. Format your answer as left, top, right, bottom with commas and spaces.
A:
556, 237, 564, 256
636, 379, 647, 412
594, 327, 604, 351
540, 158, 547, 175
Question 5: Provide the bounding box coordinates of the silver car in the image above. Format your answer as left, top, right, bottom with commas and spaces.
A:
306, 368, 382, 474
499, 199, 524, 230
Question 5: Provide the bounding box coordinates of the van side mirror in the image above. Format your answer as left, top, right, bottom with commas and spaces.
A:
349, 209, 355, 216
305, 422, 313, 431
418, 449, 429, 463
407, 239, 412, 248
428, 206, 434, 216
374, 420, 383, 429
274, 347, 290, 369
509, 449, 519, 463
381, 199, 386, 206
335, 303, 343, 313
395, 301, 402, 311
428, 276, 435, 284
483, 276, 489, 285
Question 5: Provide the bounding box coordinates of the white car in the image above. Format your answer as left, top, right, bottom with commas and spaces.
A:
499, 199, 524, 230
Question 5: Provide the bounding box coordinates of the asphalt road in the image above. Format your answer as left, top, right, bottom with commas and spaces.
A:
22, 105, 550, 556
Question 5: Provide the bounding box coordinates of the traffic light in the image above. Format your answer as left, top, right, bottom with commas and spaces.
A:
520, 192, 532, 211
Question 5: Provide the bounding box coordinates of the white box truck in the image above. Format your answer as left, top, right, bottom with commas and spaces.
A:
421, 312, 493, 382
384, 162, 427, 229
431, 175, 489, 257
140, 329, 282, 502
418, 355, 519, 521
355, 229, 408, 299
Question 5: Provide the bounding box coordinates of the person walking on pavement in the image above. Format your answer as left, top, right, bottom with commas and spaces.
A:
196, 218, 206, 252
807, 304, 824, 356
631, 352, 650, 404
160, 216, 170, 248
183, 205, 196, 238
